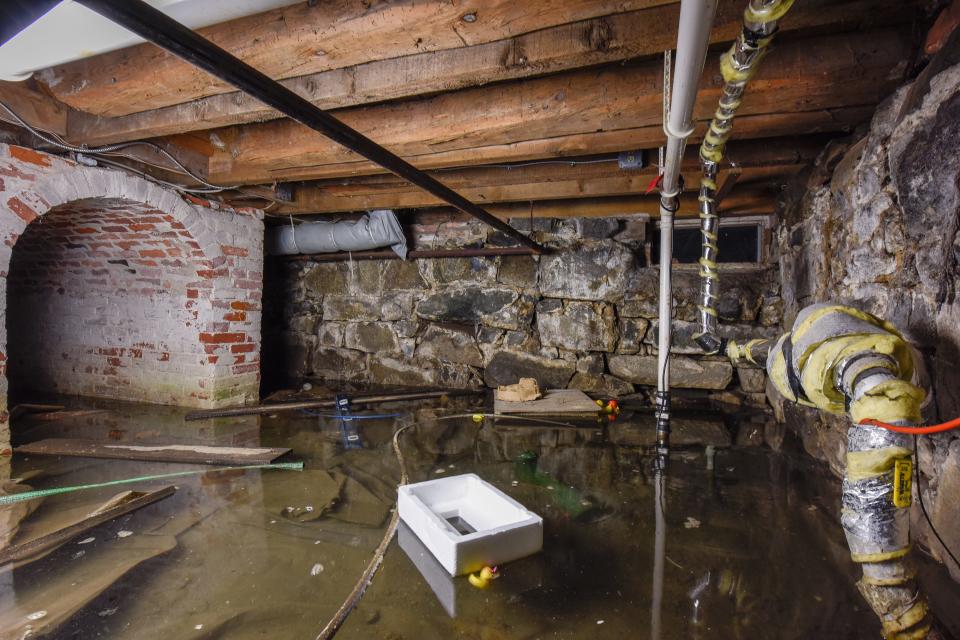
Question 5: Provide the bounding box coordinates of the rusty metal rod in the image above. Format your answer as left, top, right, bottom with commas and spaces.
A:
185, 389, 485, 421
283, 246, 539, 262
74, 0, 545, 254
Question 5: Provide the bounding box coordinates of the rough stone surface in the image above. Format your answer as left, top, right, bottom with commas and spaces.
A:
736, 367, 767, 393
275, 213, 777, 401
483, 351, 576, 389
536, 300, 617, 352
569, 372, 634, 397
607, 354, 733, 390
344, 322, 399, 353
416, 286, 523, 329
497, 255, 538, 288
775, 64, 960, 582
415, 324, 483, 367
539, 242, 636, 301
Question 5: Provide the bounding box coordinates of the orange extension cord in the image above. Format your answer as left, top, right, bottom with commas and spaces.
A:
859, 417, 960, 435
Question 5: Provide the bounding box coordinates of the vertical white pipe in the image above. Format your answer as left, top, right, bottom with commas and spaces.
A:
660, 0, 718, 196
656, 0, 717, 453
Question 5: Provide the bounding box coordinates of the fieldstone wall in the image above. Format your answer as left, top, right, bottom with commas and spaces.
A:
776, 63, 960, 580
267, 216, 782, 404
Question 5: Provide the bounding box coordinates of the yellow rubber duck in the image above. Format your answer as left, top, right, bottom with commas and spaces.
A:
468, 566, 499, 589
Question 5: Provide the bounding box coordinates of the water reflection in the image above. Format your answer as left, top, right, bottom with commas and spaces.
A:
0, 396, 955, 639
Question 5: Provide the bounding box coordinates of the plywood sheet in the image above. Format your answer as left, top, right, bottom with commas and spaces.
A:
494, 389, 598, 415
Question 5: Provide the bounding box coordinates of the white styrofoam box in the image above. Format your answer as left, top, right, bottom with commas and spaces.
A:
398, 473, 543, 576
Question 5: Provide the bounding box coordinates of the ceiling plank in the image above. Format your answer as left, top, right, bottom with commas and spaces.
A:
40, 0, 673, 118
276, 165, 796, 213
194, 29, 907, 185
403, 190, 776, 221
276, 136, 823, 213
65, 0, 911, 146
230, 107, 874, 184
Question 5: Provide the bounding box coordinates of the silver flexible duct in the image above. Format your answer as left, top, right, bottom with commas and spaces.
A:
766, 304, 937, 639
694, 0, 794, 355
266, 209, 408, 258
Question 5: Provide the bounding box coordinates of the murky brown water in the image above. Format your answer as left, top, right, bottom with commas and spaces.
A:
1, 393, 958, 639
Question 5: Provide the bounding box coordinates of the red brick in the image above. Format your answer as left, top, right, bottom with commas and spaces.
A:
199, 332, 246, 344
221, 245, 248, 257
231, 343, 256, 354
187, 289, 199, 299
10, 145, 52, 167
139, 249, 165, 258
6, 197, 38, 223
223, 311, 246, 322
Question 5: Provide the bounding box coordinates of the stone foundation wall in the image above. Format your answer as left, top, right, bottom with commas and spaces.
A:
268, 216, 783, 404
775, 64, 960, 580
0, 144, 265, 451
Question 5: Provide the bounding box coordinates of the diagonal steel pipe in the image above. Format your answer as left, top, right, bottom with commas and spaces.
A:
72, 0, 545, 253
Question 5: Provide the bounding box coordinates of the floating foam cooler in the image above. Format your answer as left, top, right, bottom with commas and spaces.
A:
398, 473, 543, 576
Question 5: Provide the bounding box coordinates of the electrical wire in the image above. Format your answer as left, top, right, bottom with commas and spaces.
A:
859, 417, 960, 435
0, 100, 234, 194
913, 434, 960, 571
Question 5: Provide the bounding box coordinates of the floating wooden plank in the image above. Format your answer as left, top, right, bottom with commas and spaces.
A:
16, 439, 291, 465
8, 404, 65, 420
63, 0, 909, 145
0, 486, 176, 566
495, 389, 600, 416
198, 29, 908, 186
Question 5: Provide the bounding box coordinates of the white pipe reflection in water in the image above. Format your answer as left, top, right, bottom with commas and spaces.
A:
651, 467, 666, 640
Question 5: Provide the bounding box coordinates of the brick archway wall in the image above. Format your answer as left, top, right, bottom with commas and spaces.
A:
0, 144, 264, 450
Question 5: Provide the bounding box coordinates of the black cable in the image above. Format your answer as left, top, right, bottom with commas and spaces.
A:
913, 434, 960, 570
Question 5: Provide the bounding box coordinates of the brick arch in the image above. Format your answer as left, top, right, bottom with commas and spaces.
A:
0, 144, 264, 450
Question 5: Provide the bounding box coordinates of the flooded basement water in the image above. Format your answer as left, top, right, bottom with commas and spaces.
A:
2, 394, 959, 639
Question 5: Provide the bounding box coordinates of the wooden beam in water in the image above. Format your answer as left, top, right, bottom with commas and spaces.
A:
16, 439, 292, 465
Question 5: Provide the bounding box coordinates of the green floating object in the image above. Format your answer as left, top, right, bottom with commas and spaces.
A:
0, 461, 304, 506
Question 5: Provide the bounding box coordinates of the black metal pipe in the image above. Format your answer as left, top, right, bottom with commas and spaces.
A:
0, 0, 60, 47
283, 246, 539, 262
74, 0, 545, 254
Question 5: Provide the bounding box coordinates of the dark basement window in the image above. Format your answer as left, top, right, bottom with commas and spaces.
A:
651, 221, 764, 264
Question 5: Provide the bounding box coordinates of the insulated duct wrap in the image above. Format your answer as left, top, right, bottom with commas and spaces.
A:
266, 209, 408, 258
694, 0, 794, 354
765, 303, 934, 639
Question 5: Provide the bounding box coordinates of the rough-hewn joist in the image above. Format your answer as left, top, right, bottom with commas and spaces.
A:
41, 0, 672, 118
238, 107, 875, 184
0, 79, 70, 137
65, 0, 910, 146
404, 188, 776, 221
193, 29, 906, 185
279, 165, 793, 213
276, 136, 823, 213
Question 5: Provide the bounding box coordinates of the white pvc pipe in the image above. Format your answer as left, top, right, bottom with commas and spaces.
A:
656, 0, 717, 450
660, 0, 718, 196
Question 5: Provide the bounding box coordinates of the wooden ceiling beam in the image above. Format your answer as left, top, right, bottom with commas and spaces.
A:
65, 0, 910, 146
230, 106, 874, 184
274, 135, 823, 213
274, 165, 795, 213
41, 0, 673, 118
0, 79, 71, 137
400, 189, 776, 221
192, 28, 907, 186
